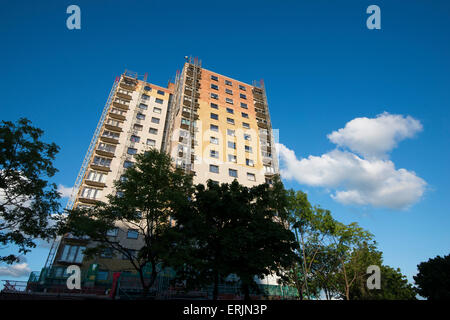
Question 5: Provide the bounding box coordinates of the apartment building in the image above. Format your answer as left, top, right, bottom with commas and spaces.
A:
47, 59, 279, 284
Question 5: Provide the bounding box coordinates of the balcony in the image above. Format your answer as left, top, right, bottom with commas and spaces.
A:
95, 149, 115, 158
117, 92, 132, 101
100, 136, 119, 144
109, 112, 126, 121
119, 82, 136, 91
84, 180, 106, 188
104, 124, 122, 132
90, 164, 111, 172
77, 197, 101, 205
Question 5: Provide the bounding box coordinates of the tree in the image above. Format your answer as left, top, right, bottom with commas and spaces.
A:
283, 189, 337, 299
414, 254, 450, 300
329, 222, 376, 300
59, 149, 193, 296
0, 118, 60, 263
168, 179, 298, 300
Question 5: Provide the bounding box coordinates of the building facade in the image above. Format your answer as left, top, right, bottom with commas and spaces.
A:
48, 59, 279, 285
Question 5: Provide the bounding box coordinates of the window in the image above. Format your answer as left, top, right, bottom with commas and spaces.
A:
123, 161, 134, 168
130, 135, 140, 142
243, 122, 250, 129
111, 108, 126, 116
141, 94, 150, 101
86, 170, 106, 183
115, 97, 129, 105
210, 124, 219, 132
210, 113, 219, 120
149, 127, 158, 135
210, 136, 219, 144
226, 107, 234, 114
181, 118, 191, 126
241, 102, 248, 109
93, 156, 111, 167
209, 164, 219, 173
155, 98, 164, 104
146, 139, 156, 146
211, 93, 218, 100
239, 85, 246, 91
106, 228, 118, 237
127, 147, 137, 155
227, 118, 235, 125
210, 150, 219, 158
227, 129, 235, 136
225, 88, 233, 95
139, 103, 148, 110
226, 98, 233, 104
127, 229, 139, 239
211, 75, 218, 81
240, 93, 247, 99
225, 80, 232, 86
244, 133, 251, 141
247, 173, 256, 181
211, 84, 219, 90
153, 107, 162, 114
229, 169, 238, 178
136, 113, 145, 120
81, 187, 101, 199
210, 102, 218, 109
133, 124, 143, 131
228, 154, 237, 163
60, 245, 85, 263
228, 141, 236, 149
242, 112, 249, 118
151, 117, 160, 124
264, 165, 275, 174
98, 142, 116, 153
106, 118, 122, 127
245, 145, 253, 153
157, 90, 165, 95
246, 159, 254, 167
144, 86, 151, 92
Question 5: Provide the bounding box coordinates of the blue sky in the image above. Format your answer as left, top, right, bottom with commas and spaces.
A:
0, 0, 449, 287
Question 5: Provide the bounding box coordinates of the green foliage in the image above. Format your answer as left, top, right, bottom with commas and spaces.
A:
284, 188, 416, 300
59, 148, 192, 294
0, 118, 60, 263
167, 177, 298, 300
414, 254, 450, 300
349, 265, 417, 300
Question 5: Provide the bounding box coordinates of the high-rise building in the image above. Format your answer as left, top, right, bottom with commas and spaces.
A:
46, 58, 279, 287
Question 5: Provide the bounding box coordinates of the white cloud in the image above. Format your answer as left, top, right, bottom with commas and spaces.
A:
0, 263, 31, 278
57, 184, 73, 198
278, 112, 427, 210
327, 112, 423, 159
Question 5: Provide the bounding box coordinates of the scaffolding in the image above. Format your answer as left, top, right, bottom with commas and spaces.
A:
42, 76, 120, 271
115, 70, 148, 183
169, 56, 201, 173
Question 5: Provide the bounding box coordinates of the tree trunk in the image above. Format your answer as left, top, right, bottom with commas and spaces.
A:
139, 261, 158, 298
